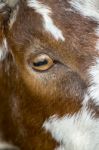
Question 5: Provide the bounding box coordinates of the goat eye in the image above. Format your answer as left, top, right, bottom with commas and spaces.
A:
30, 54, 54, 71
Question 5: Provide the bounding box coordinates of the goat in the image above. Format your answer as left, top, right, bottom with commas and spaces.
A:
0, 0, 99, 149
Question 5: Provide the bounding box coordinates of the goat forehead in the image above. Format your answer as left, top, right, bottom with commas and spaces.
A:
9, 0, 99, 72
13, 0, 97, 43
26, 0, 65, 41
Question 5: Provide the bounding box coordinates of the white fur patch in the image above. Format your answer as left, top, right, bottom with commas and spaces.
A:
69, 0, 99, 21
43, 109, 99, 150
55, 145, 65, 150
27, 0, 65, 41
88, 58, 99, 105
82, 93, 90, 106
0, 38, 8, 61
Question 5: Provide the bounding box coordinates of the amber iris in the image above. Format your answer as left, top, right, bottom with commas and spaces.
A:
31, 54, 54, 71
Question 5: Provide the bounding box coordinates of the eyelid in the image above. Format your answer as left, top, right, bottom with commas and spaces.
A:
27, 53, 55, 72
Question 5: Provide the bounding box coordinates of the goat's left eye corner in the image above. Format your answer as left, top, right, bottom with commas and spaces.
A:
28, 53, 54, 72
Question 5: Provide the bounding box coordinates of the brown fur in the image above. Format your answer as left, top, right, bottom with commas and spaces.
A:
0, 0, 99, 149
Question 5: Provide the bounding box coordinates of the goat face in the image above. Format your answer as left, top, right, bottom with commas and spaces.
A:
0, 0, 99, 150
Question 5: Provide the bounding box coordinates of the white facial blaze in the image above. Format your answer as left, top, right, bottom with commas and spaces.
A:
27, 0, 65, 41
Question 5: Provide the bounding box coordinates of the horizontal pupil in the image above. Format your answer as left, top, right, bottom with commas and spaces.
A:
33, 59, 48, 67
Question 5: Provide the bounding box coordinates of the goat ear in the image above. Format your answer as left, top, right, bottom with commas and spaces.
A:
0, 0, 19, 60
0, 0, 19, 30
70, 0, 99, 21
0, 2, 10, 28
0, 2, 10, 59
